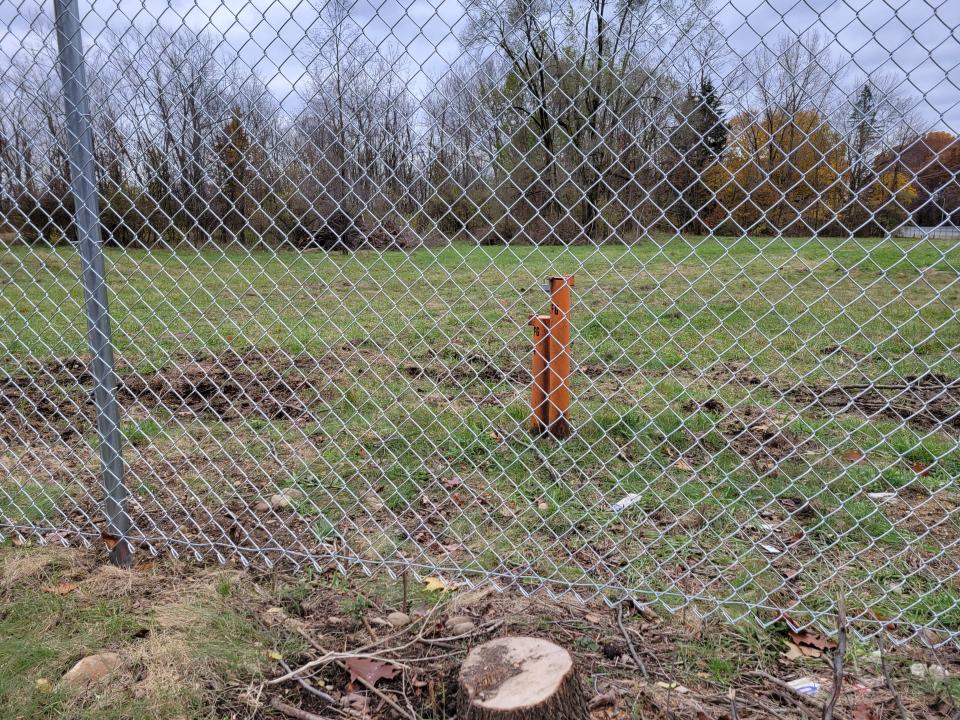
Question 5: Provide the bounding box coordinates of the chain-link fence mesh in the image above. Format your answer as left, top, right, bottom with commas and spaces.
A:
1, 0, 958, 641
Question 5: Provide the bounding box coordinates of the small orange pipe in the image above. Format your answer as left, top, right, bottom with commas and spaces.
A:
529, 314, 551, 433
547, 275, 574, 438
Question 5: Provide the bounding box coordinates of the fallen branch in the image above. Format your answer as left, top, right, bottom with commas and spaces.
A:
823, 594, 847, 720
729, 689, 740, 720
269, 697, 331, 720
616, 600, 648, 679
417, 617, 506, 646
277, 658, 336, 706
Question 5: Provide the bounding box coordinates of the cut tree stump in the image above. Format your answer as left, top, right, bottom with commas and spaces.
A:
458, 636, 589, 720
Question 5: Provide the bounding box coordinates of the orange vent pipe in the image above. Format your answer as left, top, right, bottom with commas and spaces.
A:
528, 314, 551, 433
547, 275, 574, 439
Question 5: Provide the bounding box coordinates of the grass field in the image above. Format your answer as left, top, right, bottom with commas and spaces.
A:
1, 235, 959, 636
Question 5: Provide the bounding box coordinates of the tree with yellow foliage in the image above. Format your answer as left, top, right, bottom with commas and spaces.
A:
708, 109, 847, 235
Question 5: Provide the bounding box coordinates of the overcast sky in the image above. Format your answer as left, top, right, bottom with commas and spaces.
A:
1, 0, 957, 131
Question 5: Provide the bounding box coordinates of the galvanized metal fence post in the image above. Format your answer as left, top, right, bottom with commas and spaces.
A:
53, 0, 131, 566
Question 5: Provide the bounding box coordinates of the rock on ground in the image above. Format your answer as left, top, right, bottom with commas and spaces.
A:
63, 652, 121, 686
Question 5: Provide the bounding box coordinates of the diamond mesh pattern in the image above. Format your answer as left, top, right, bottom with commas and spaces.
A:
1, 0, 959, 641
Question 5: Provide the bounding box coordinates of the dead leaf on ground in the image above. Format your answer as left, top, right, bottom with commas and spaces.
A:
674, 458, 694, 472
788, 627, 837, 655
841, 449, 865, 462
100, 529, 120, 550
852, 702, 879, 720
783, 640, 812, 660
911, 461, 930, 476
42, 581, 79, 595
423, 576, 455, 592
344, 657, 401, 687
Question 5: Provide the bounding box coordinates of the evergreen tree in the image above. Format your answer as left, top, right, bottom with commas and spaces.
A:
699, 77, 727, 159
665, 76, 727, 233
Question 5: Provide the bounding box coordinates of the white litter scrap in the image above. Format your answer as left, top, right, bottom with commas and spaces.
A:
787, 677, 820, 695
611, 493, 643, 512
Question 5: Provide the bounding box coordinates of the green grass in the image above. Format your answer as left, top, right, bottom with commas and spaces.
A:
1, 235, 958, 633
2, 235, 958, 378
0, 549, 293, 720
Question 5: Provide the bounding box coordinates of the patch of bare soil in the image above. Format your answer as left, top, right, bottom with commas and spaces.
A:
720, 407, 818, 466
784, 372, 960, 430
0, 349, 349, 446
119, 349, 338, 421
402, 350, 529, 385
704, 362, 960, 431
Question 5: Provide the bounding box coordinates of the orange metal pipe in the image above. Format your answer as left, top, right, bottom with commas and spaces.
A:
528, 314, 551, 433
547, 275, 574, 438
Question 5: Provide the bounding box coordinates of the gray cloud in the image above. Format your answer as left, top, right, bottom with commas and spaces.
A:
2, 0, 956, 129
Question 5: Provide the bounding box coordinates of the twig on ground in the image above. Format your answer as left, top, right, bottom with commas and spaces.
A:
270, 696, 331, 720
277, 659, 337, 705
270, 601, 445, 685
823, 594, 846, 720
691, 692, 790, 720
878, 634, 911, 720
616, 600, 648, 679
361, 615, 378, 640
749, 671, 821, 719
291, 627, 417, 720
736, 693, 792, 720
729, 689, 740, 720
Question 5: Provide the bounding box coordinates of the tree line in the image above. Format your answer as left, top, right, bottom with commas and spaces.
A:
0, 0, 957, 248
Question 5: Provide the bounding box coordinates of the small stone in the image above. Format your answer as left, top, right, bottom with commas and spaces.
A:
928, 664, 949, 681
446, 615, 471, 629
450, 620, 476, 635
537, 501, 549, 511
269, 488, 304, 510
909, 662, 927, 678
450, 586, 495, 611
386, 611, 411, 628
63, 652, 121, 686
254, 500, 270, 513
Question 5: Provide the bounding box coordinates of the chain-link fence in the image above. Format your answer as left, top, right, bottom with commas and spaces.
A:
1, 0, 958, 641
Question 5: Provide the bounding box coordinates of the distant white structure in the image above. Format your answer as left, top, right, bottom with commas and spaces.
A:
895, 223, 960, 240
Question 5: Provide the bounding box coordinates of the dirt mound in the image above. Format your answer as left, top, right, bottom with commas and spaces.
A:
0, 349, 339, 446
120, 349, 336, 421
0, 370, 90, 444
